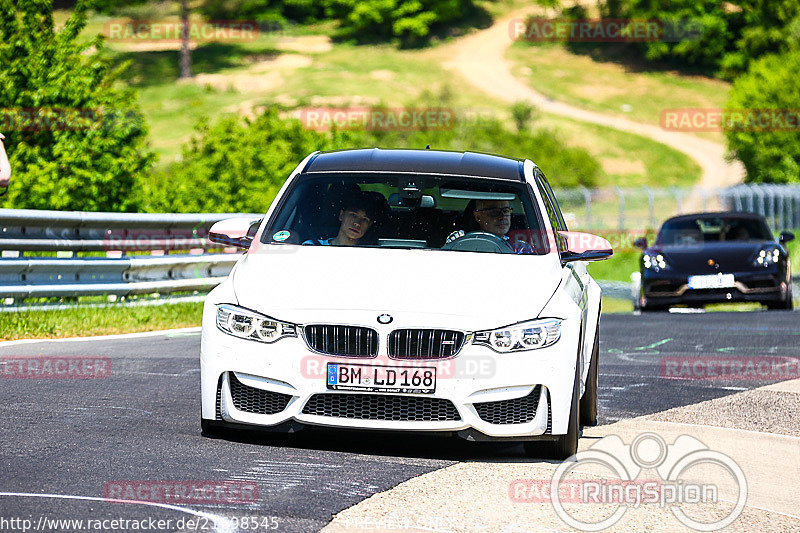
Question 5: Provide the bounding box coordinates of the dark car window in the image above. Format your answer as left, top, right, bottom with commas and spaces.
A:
534, 170, 567, 252
263, 173, 548, 254
657, 216, 773, 245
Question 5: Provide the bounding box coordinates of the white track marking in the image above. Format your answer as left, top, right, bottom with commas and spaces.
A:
0, 492, 233, 532
0, 327, 201, 347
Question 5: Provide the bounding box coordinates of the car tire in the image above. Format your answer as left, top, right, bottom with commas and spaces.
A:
640, 304, 667, 312
524, 369, 580, 461
580, 329, 599, 426
767, 283, 793, 310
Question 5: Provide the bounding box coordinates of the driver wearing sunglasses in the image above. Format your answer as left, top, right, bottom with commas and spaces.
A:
446, 199, 534, 254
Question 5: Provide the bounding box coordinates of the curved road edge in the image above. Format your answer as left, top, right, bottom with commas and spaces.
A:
322, 378, 800, 532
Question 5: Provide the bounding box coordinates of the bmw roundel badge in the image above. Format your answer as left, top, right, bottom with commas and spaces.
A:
377, 314, 393, 324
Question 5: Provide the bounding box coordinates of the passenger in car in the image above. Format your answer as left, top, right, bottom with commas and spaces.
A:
303, 193, 377, 246
446, 199, 535, 254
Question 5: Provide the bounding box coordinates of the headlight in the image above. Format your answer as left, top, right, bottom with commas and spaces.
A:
473, 318, 561, 353
216, 304, 297, 343
754, 247, 781, 267
643, 253, 667, 271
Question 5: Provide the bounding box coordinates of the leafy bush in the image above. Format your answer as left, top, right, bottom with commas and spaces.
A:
0, 0, 154, 211
200, 0, 485, 47
725, 51, 800, 184
136, 109, 362, 213
145, 104, 600, 214
600, 0, 800, 78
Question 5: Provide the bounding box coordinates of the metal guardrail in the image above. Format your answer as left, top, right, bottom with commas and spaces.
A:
0, 254, 239, 298
0, 209, 261, 301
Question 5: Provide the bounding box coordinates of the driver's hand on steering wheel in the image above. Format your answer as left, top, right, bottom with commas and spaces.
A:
444, 230, 465, 244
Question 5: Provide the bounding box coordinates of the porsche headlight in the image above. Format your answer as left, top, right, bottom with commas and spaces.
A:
473, 318, 562, 352
216, 304, 297, 343
643, 253, 668, 271
754, 247, 781, 267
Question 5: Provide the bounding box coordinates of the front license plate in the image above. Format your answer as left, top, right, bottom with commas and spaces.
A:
688, 274, 735, 289
326, 363, 436, 394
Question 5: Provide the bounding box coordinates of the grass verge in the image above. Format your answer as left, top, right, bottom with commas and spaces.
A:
0, 302, 203, 341
601, 296, 633, 314
507, 41, 730, 143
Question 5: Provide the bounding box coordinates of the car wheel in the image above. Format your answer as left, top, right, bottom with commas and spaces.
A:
767, 283, 793, 310
580, 329, 599, 426
524, 370, 580, 460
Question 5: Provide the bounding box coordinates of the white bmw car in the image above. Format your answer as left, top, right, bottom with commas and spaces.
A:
200, 149, 611, 459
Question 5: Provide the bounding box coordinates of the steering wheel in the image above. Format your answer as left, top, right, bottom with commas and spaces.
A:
441, 231, 515, 254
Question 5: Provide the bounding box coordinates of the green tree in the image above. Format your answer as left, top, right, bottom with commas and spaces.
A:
601, 0, 800, 78
0, 0, 154, 211
725, 51, 800, 183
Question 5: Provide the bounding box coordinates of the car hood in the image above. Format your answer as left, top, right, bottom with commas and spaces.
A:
648, 241, 772, 272
232, 245, 562, 330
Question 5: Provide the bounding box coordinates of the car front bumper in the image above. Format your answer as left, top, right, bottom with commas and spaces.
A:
641, 269, 787, 307
200, 307, 581, 441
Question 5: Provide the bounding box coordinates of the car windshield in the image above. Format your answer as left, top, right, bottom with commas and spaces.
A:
263, 173, 548, 254
656, 216, 772, 245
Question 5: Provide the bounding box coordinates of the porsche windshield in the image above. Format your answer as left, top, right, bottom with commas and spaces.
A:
657, 216, 772, 245
263, 173, 548, 254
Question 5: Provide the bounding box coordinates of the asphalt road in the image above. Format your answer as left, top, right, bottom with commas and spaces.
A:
1, 310, 797, 532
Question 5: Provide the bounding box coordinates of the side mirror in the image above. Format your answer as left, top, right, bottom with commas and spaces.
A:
633, 237, 648, 250
779, 231, 795, 244
558, 231, 613, 262
208, 217, 262, 249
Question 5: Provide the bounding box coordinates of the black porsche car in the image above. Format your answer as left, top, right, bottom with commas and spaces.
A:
634, 212, 794, 311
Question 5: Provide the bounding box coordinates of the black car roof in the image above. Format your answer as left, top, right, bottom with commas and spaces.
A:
663, 211, 767, 224
302, 148, 525, 181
